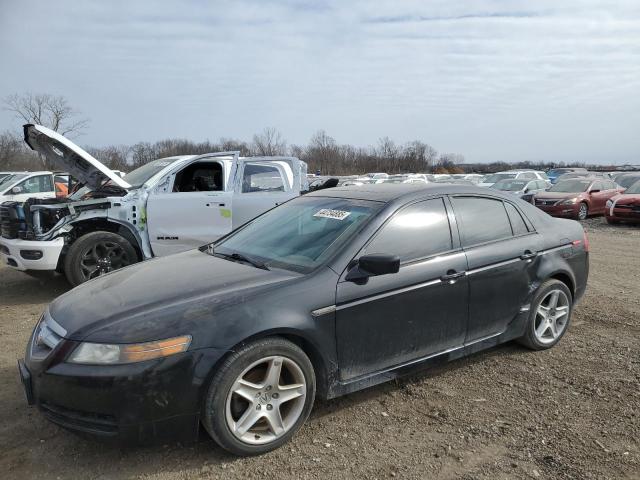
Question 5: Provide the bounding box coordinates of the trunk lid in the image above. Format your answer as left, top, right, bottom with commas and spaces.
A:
23, 124, 131, 190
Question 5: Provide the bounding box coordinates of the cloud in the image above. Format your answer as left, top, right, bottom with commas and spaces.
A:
0, 0, 638, 163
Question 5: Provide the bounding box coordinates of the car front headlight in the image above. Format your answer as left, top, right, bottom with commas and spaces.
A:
68, 335, 192, 365
559, 198, 578, 205
606, 199, 613, 208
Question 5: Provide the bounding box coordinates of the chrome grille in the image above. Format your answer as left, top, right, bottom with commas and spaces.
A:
31, 310, 66, 360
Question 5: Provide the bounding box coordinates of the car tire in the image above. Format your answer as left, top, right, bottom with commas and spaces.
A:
202, 337, 316, 456
63, 231, 138, 286
518, 279, 573, 351
577, 202, 588, 220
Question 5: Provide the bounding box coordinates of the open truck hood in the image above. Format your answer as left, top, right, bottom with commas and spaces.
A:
23, 124, 131, 190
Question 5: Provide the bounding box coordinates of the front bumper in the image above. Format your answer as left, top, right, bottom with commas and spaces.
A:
535, 203, 580, 218
0, 237, 64, 271
606, 207, 640, 222
21, 339, 227, 445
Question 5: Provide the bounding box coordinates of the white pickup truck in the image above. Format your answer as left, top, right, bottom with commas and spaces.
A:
0, 171, 59, 203
0, 124, 309, 285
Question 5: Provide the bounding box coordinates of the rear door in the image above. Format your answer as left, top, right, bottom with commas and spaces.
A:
335, 197, 469, 381
449, 195, 540, 343
231, 159, 300, 228
147, 159, 232, 256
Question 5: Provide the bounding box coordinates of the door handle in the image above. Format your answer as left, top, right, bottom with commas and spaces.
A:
440, 270, 465, 284
205, 202, 226, 207
520, 250, 538, 261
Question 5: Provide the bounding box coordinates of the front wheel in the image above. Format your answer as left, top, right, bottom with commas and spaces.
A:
63, 231, 138, 286
518, 279, 573, 350
577, 202, 588, 220
202, 337, 316, 456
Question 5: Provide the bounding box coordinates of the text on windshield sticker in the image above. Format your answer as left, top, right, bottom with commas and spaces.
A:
314, 209, 351, 220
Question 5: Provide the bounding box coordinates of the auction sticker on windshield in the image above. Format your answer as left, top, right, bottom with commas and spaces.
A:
313, 209, 351, 220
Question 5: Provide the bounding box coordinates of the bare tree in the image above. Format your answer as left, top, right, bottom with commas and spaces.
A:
251, 127, 287, 156
4, 93, 89, 137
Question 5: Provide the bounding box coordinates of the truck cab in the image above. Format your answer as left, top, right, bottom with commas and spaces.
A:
0, 124, 309, 285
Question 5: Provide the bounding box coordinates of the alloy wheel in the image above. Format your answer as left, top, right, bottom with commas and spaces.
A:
577, 203, 588, 220
534, 289, 570, 345
225, 356, 307, 445
80, 241, 132, 280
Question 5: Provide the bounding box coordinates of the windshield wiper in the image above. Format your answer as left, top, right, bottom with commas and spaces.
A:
214, 251, 270, 270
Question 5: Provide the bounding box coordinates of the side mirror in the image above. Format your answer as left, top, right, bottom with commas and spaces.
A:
524, 188, 530, 193
589, 189, 600, 194
346, 254, 400, 282
11, 186, 22, 194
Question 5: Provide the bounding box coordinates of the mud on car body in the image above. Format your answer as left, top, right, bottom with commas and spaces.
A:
19, 183, 589, 456
0, 125, 309, 285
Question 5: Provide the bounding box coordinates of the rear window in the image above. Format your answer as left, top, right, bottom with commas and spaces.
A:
504, 202, 529, 236
451, 197, 513, 247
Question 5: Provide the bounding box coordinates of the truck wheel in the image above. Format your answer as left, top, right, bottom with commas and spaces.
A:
64, 231, 138, 286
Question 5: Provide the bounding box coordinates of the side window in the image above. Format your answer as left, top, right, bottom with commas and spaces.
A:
364, 198, 452, 263
172, 161, 223, 192
592, 181, 604, 191
521, 172, 535, 180
242, 164, 285, 193
604, 180, 616, 190
452, 197, 512, 247
504, 202, 529, 236
18, 175, 53, 193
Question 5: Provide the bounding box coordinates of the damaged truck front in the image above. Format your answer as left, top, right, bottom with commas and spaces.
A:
0, 124, 309, 286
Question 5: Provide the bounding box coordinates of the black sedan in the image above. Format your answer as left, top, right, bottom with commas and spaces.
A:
19, 184, 589, 456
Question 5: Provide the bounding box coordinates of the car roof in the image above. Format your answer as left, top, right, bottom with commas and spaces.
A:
305, 183, 515, 203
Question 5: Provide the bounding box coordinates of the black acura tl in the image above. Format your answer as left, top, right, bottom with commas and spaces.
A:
19, 184, 589, 456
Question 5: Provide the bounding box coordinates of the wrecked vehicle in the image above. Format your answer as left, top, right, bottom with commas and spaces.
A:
0, 124, 308, 285
18, 184, 589, 455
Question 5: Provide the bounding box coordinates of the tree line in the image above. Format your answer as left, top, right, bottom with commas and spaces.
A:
0, 93, 596, 176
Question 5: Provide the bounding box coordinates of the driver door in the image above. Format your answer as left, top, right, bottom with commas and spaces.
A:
10, 175, 56, 202
335, 198, 469, 381
147, 160, 232, 256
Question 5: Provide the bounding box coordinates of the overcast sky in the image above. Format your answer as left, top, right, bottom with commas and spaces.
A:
1, 0, 639, 164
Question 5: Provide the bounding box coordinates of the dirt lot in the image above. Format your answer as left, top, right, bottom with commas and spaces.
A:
0, 217, 638, 479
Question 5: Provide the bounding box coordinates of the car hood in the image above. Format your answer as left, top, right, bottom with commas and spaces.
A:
612, 193, 640, 205
48, 249, 298, 343
23, 124, 130, 190
535, 191, 583, 200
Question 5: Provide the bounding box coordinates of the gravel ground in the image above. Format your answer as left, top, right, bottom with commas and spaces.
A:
0, 217, 638, 479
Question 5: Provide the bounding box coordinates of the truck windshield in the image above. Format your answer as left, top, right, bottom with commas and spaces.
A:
0, 173, 27, 192
208, 196, 383, 273
123, 157, 183, 188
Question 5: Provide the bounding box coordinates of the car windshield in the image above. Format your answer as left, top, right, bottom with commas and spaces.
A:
492, 180, 528, 191
618, 175, 640, 189
123, 158, 183, 188
484, 173, 516, 183
624, 180, 640, 194
549, 179, 591, 193
0, 173, 27, 192
208, 196, 382, 273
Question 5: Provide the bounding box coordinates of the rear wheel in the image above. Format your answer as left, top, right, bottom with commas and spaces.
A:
63, 231, 138, 286
202, 337, 315, 456
577, 202, 588, 220
518, 279, 573, 350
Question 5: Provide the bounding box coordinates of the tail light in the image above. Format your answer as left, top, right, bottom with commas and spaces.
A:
571, 230, 589, 252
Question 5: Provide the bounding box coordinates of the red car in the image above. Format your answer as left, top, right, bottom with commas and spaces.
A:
533, 178, 621, 220
605, 180, 640, 224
